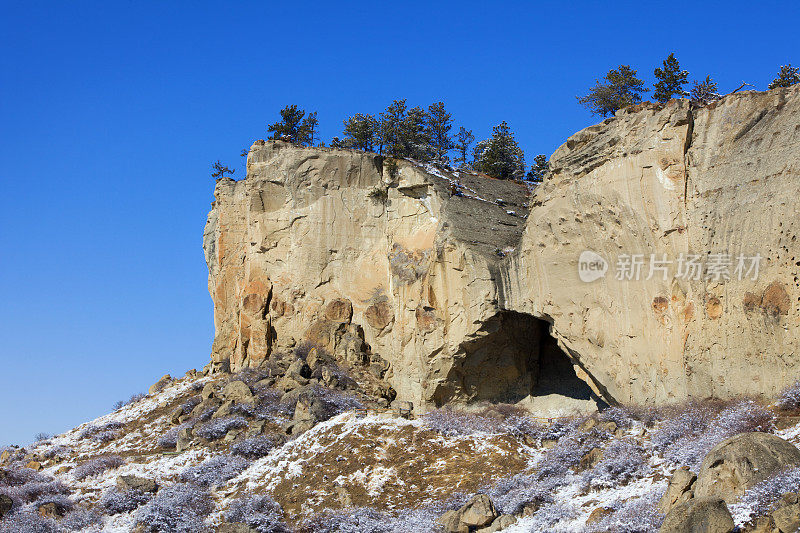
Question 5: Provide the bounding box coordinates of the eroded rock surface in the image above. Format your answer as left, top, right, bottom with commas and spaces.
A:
206, 86, 800, 410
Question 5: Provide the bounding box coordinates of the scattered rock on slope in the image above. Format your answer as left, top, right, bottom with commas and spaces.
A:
660, 498, 734, 533
695, 433, 800, 503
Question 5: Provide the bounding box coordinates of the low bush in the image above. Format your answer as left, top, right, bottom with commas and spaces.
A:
193, 416, 248, 441
653, 400, 773, 469
224, 494, 290, 533
60, 508, 103, 531
586, 487, 666, 533
33, 433, 52, 443
300, 506, 443, 533
0, 465, 69, 507
231, 436, 277, 459
133, 483, 213, 533
778, 381, 800, 410
127, 393, 147, 405
735, 466, 800, 521
100, 487, 153, 514
584, 438, 649, 488
79, 421, 125, 442
41, 445, 73, 460
181, 396, 202, 414
179, 455, 249, 487
158, 422, 192, 450
0, 509, 59, 533
73, 455, 124, 481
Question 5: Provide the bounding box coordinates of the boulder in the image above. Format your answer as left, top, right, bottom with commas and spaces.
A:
176, 428, 193, 452
149, 374, 172, 395
695, 433, 800, 503
193, 397, 222, 417
437, 509, 468, 533
0, 494, 12, 518
201, 382, 216, 400
391, 400, 414, 418
476, 514, 516, 532
25, 460, 42, 471
660, 466, 697, 513
0, 450, 10, 464
212, 400, 236, 419
222, 381, 254, 404
578, 447, 604, 471
117, 475, 158, 493
772, 493, 800, 533
38, 501, 66, 519
287, 359, 312, 380
659, 498, 734, 533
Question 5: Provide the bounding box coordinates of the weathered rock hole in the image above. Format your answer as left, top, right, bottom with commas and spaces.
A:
439, 311, 604, 415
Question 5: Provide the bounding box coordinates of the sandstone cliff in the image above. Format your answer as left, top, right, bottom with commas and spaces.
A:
205, 85, 800, 411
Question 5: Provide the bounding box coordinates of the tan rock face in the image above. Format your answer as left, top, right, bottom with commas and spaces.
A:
205, 140, 532, 408
508, 86, 800, 404
206, 86, 800, 409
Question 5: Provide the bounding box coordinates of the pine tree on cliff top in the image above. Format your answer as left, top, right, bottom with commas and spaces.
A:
267, 105, 318, 145
577, 65, 648, 117
427, 101, 454, 165
653, 53, 689, 103
769, 64, 800, 89
454, 127, 475, 168
473, 121, 525, 180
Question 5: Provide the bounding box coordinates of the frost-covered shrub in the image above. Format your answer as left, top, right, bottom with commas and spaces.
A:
0, 466, 68, 507
41, 445, 73, 460
310, 386, 364, 420
489, 471, 564, 515
229, 368, 269, 386
301, 506, 442, 533
778, 381, 800, 410
61, 508, 103, 531
193, 416, 248, 441
79, 421, 125, 442
654, 400, 773, 469
0, 509, 59, 533
584, 439, 649, 488
190, 381, 205, 392
228, 402, 256, 418
224, 495, 290, 533
537, 427, 612, 478
127, 393, 147, 405
134, 483, 213, 533
33, 433, 52, 443
181, 396, 202, 413
598, 406, 637, 429
179, 455, 249, 487
31, 493, 75, 514
73, 455, 124, 480
158, 422, 192, 449
422, 408, 505, 436
518, 502, 578, 532
100, 487, 153, 514
231, 436, 277, 459
734, 466, 800, 521
586, 487, 666, 533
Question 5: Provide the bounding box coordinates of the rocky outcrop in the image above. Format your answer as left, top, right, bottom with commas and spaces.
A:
204, 140, 538, 410
205, 86, 800, 410
507, 85, 800, 404
694, 433, 800, 503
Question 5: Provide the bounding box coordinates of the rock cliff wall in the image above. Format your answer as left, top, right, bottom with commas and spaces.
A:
205, 86, 800, 410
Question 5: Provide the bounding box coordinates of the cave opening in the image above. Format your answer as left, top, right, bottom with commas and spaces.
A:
444, 311, 608, 415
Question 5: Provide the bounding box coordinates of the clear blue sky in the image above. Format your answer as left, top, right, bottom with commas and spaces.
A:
1, 0, 797, 445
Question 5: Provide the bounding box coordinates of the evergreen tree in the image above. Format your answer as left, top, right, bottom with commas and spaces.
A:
526, 154, 549, 182
341, 113, 379, 151
690, 75, 720, 105
454, 127, 475, 167
303, 111, 319, 146
427, 102, 454, 165
401, 105, 431, 161
653, 53, 689, 103
769, 64, 800, 89
380, 99, 407, 157
211, 160, 235, 180
267, 105, 307, 143
473, 121, 525, 180
577, 65, 648, 117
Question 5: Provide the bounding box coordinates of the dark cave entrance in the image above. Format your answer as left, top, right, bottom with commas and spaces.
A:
441, 311, 607, 412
